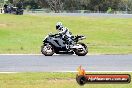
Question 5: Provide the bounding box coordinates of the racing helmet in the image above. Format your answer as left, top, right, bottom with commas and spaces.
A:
56, 22, 63, 31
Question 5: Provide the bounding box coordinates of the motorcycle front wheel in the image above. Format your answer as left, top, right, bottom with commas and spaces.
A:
41, 44, 54, 56
74, 43, 88, 56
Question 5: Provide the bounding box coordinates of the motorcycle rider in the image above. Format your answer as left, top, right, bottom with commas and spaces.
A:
56, 22, 73, 49
3, 3, 8, 13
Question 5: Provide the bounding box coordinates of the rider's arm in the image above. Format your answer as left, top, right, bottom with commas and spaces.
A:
59, 27, 68, 35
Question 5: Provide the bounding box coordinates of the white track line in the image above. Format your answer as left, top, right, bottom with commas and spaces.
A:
0, 54, 73, 56
0, 54, 42, 55
63, 71, 132, 72
55, 71, 132, 73
0, 54, 74, 56
0, 71, 132, 74
0, 54, 131, 56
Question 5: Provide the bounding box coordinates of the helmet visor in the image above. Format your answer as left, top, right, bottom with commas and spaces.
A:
56, 25, 60, 30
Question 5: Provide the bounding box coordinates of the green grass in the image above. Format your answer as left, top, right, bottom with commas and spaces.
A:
0, 14, 132, 54
0, 72, 131, 88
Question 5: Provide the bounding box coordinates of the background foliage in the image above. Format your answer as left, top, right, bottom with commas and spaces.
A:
1, 0, 131, 12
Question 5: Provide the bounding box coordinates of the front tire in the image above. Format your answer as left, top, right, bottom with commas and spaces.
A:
74, 43, 88, 56
41, 44, 54, 56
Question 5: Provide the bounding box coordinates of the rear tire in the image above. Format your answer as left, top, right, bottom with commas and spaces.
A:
74, 43, 88, 56
41, 44, 54, 56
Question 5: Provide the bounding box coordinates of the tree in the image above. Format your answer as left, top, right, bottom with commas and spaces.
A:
37, 0, 49, 8
46, 0, 64, 13
5, 0, 132, 12
127, 0, 132, 11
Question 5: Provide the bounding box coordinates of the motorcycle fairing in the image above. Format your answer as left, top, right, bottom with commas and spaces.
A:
44, 37, 67, 51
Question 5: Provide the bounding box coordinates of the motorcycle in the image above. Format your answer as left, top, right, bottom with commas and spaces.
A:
41, 33, 88, 56
4, 6, 23, 15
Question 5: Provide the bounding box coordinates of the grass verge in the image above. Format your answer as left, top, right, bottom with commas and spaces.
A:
0, 14, 132, 54
0, 72, 131, 88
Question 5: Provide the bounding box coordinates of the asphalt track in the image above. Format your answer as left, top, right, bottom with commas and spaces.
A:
0, 55, 132, 72
25, 13, 132, 18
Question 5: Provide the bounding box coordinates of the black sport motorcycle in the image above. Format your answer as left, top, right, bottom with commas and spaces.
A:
41, 33, 88, 56
4, 6, 23, 15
